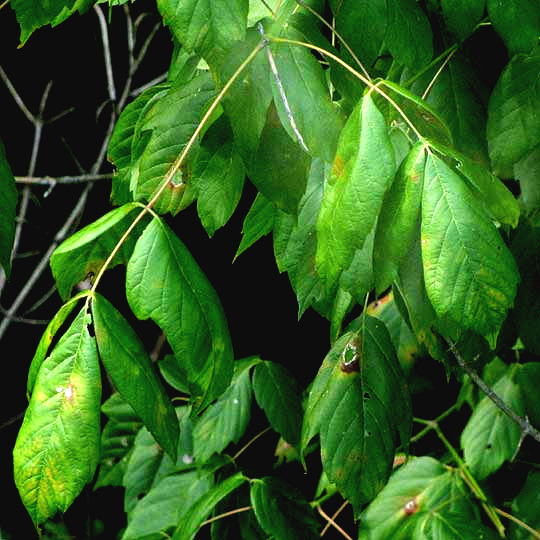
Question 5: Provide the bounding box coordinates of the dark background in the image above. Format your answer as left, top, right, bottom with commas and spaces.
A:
0, 3, 460, 538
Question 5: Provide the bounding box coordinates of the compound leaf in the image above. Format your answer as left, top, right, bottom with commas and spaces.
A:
13, 307, 101, 526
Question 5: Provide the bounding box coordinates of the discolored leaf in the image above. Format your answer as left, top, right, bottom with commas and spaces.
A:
302, 315, 411, 513
126, 217, 234, 410
13, 307, 101, 526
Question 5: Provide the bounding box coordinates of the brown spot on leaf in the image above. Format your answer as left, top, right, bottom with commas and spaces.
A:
340, 338, 361, 373
403, 497, 419, 516
332, 154, 346, 180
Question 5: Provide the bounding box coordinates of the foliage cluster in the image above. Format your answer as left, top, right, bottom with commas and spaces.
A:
2, 0, 540, 538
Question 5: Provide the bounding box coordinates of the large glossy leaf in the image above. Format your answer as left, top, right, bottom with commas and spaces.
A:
461, 364, 524, 479
252, 361, 303, 446
0, 137, 16, 277
316, 92, 396, 293
250, 477, 319, 540
357, 457, 487, 539
92, 293, 179, 459
126, 217, 234, 410
421, 151, 519, 342
157, 0, 248, 66
13, 307, 101, 526
192, 359, 256, 463
374, 142, 426, 293
302, 315, 411, 513
487, 50, 540, 178
51, 203, 150, 300
487, 0, 540, 55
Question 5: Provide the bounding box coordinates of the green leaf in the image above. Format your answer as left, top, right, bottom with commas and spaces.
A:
516, 362, 540, 429
194, 140, 245, 237
441, 0, 485, 41
316, 92, 396, 293
385, 0, 433, 69
374, 142, 426, 293
235, 193, 276, 259
11, 0, 94, 45
172, 472, 248, 540
123, 469, 214, 540
249, 103, 311, 214
252, 361, 303, 446
250, 477, 319, 539
13, 307, 101, 526
509, 470, 540, 539
514, 143, 540, 211
192, 361, 255, 463
126, 217, 234, 410
92, 293, 179, 459
357, 457, 480, 539
487, 50, 540, 178
421, 151, 519, 341
302, 315, 411, 512
131, 73, 216, 215
0, 137, 16, 277
269, 23, 344, 163
51, 203, 151, 300
95, 393, 142, 490
487, 0, 540, 55
157, 0, 248, 66
461, 364, 524, 479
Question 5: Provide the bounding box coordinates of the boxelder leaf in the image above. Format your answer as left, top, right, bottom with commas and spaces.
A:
172, 472, 248, 540
157, 0, 248, 66
461, 364, 524, 479
13, 307, 101, 526
92, 293, 179, 459
126, 217, 234, 410
358, 457, 479, 539
487, 50, 540, 178
193, 361, 254, 463
250, 477, 319, 540
51, 203, 151, 300
386, 0, 433, 69
487, 0, 540, 55
0, 137, 16, 277
302, 315, 411, 513
316, 92, 396, 293
253, 361, 303, 446
421, 151, 519, 342
374, 142, 426, 293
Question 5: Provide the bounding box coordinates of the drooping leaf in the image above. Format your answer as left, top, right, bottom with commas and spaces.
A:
13, 307, 101, 526
441, 0, 485, 41
374, 142, 426, 293
316, 92, 396, 293
157, 0, 248, 67
461, 364, 524, 479
487, 50, 540, 178
123, 469, 214, 540
302, 315, 411, 513
357, 457, 486, 539
172, 473, 248, 540
92, 293, 179, 459
0, 137, 16, 277
250, 477, 319, 540
126, 217, 234, 410
252, 361, 303, 446
421, 151, 519, 342
192, 359, 256, 463
487, 0, 540, 55
268, 22, 344, 163
50, 203, 150, 300
385, 0, 433, 69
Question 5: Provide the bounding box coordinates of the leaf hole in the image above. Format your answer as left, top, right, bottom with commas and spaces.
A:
363, 391, 371, 401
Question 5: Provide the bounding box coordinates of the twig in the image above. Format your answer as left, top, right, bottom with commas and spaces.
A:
448, 339, 540, 444
493, 506, 540, 540
200, 506, 253, 527
15, 173, 112, 186
317, 505, 353, 540
320, 500, 349, 537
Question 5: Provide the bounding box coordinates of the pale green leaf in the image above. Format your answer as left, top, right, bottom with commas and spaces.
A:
461, 364, 524, 479
421, 152, 519, 341
316, 92, 396, 293
126, 217, 234, 410
0, 137, 16, 277
92, 293, 179, 459
13, 308, 101, 526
